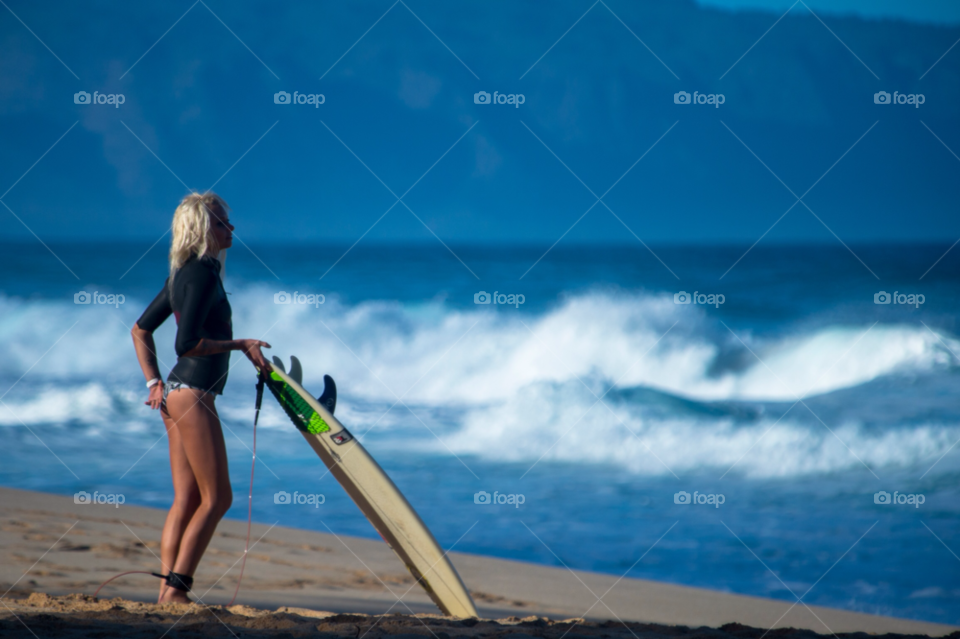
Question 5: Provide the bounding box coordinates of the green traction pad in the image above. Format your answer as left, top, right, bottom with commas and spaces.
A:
266, 371, 330, 434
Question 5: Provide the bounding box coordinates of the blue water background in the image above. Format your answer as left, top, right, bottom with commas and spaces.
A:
0, 242, 957, 623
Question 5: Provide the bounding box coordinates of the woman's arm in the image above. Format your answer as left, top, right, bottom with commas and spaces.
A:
182, 338, 272, 372
134, 283, 173, 410
132, 322, 165, 409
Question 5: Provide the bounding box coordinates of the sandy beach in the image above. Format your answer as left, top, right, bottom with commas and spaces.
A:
0, 487, 955, 639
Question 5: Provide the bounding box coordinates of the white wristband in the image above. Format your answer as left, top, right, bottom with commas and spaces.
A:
146, 378, 161, 388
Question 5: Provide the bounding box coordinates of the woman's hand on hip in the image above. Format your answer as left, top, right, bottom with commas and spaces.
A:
240, 339, 272, 372
145, 381, 164, 410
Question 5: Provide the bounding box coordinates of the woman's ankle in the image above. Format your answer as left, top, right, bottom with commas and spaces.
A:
159, 588, 190, 604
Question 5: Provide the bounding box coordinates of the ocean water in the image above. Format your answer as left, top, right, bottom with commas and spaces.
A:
0, 241, 958, 624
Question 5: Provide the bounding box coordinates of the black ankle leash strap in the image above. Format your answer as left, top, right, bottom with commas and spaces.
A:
152, 571, 193, 592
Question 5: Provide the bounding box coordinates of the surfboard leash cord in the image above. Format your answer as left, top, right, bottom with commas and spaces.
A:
93, 372, 264, 605
227, 370, 265, 606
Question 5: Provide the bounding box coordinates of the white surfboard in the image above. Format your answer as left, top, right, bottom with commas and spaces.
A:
263, 359, 479, 618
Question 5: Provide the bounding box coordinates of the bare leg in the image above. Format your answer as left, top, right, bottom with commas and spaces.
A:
158, 389, 232, 604
158, 402, 202, 603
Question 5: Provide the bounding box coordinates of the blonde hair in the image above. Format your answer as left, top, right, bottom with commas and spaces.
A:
168, 192, 230, 282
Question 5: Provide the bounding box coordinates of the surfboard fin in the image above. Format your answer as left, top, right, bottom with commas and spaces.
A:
289, 356, 303, 385
318, 374, 336, 415
271, 356, 286, 373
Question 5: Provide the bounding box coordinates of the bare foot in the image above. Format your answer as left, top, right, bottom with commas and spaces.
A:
157, 582, 168, 604
158, 588, 191, 604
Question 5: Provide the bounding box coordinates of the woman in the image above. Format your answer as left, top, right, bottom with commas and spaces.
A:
131, 192, 271, 604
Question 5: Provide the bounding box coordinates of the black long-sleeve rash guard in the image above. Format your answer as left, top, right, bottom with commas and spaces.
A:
136, 255, 233, 394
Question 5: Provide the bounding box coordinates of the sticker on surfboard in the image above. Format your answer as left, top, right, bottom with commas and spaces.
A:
331, 430, 353, 445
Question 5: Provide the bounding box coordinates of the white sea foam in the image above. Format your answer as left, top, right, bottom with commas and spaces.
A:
0, 289, 954, 403
0, 383, 117, 426
219, 287, 958, 404
437, 380, 960, 477
0, 288, 956, 476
